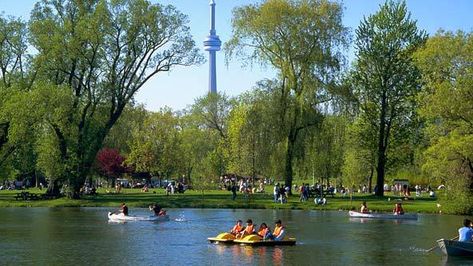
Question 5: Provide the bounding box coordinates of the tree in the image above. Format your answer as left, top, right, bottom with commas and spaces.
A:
96, 148, 126, 184
226, 0, 349, 192
190, 93, 234, 177
414, 31, 473, 214
127, 108, 182, 179
351, 0, 426, 196
27, 0, 202, 198
0, 15, 32, 168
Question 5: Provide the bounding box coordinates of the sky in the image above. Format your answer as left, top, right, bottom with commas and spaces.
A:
1, 0, 472, 111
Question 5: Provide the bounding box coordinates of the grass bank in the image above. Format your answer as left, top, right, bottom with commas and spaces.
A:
0, 187, 442, 214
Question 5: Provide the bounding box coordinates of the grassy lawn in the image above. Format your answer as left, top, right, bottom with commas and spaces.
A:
0, 187, 442, 214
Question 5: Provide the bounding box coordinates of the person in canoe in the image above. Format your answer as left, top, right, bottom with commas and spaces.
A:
458, 219, 473, 242
393, 201, 404, 215
257, 223, 271, 240
360, 201, 369, 213
230, 220, 244, 235
120, 202, 129, 216
149, 204, 166, 216
237, 219, 256, 239
268, 219, 286, 241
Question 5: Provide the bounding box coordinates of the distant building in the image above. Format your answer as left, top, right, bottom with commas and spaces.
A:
203, 0, 221, 94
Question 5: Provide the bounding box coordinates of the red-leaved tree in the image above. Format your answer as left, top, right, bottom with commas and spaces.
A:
96, 148, 126, 183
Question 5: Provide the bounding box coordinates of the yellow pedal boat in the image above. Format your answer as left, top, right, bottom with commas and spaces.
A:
208, 233, 296, 246
208, 232, 236, 244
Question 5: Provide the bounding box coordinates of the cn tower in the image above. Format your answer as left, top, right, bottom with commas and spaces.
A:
203, 0, 221, 94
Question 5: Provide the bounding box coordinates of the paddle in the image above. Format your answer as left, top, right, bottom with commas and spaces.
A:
426, 236, 459, 252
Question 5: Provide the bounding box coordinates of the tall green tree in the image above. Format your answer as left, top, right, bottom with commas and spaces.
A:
191, 93, 234, 177
352, 0, 426, 196
226, 0, 348, 191
414, 31, 473, 214
0, 15, 32, 169
127, 108, 182, 179
28, 0, 202, 197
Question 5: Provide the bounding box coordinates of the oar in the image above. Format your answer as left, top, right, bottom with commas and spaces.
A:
426, 236, 459, 252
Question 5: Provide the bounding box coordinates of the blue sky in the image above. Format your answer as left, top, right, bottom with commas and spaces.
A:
1, 0, 472, 111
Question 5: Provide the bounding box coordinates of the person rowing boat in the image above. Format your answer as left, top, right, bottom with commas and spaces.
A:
119, 202, 128, 216
393, 201, 404, 215
360, 201, 369, 213
458, 219, 473, 242
149, 204, 166, 216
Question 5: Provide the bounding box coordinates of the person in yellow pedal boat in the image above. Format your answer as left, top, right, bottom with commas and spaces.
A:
230, 220, 244, 235
237, 219, 256, 238
269, 220, 286, 241
257, 223, 271, 240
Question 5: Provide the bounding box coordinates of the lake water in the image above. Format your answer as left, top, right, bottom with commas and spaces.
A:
0, 208, 471, 265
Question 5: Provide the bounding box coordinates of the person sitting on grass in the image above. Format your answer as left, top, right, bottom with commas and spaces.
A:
237, 219, 255, 239
230, 220, 244, 235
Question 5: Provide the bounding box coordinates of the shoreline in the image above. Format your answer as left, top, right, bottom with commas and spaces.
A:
0, 187, 448, 214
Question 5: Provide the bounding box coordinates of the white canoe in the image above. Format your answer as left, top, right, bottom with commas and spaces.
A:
348, 211, 418, 220
108, 212, 170, 222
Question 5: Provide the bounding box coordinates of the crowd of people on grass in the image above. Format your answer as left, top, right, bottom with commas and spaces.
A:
230, 219, 287, 241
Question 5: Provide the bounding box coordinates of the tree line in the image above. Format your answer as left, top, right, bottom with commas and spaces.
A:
0, 0, 471, 213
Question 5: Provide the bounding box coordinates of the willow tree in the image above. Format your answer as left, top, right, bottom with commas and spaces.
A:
28, 0, 202, 198
225, 0, 348, 191
352, 1, 426, 196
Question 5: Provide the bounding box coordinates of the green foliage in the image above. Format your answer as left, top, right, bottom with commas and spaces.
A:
351, 0, 427, 195
226, 0, 349, 189
413, 31, 473, 213
24, 0, 202, 197
127, 108, 182, 178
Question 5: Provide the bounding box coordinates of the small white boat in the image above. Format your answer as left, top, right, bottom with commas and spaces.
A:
108, 212, 170, 222
348, 211, 418, 220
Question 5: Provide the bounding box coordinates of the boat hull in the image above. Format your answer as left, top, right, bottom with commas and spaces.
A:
348, 211, 417, 220
108, 212, 170, 222
438, 239, 473, 257
208, 233, 296, 246
208, 233, 236, 244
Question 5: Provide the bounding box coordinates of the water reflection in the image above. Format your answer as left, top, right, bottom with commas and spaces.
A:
0, 208, 464, 265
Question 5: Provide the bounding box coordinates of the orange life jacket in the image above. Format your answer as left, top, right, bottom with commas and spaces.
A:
245, 224, 254, 234
232, 224, 242, 233
258, 227, 269, 237
273, 225, 284, 236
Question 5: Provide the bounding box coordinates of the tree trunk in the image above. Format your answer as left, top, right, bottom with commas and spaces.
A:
284, 134, 296, 195
368, 166, 374, 193
375, 93, 387, 196
46, 179, 61, 197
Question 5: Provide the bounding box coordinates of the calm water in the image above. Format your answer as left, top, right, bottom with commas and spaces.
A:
0, 208, 472, 265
